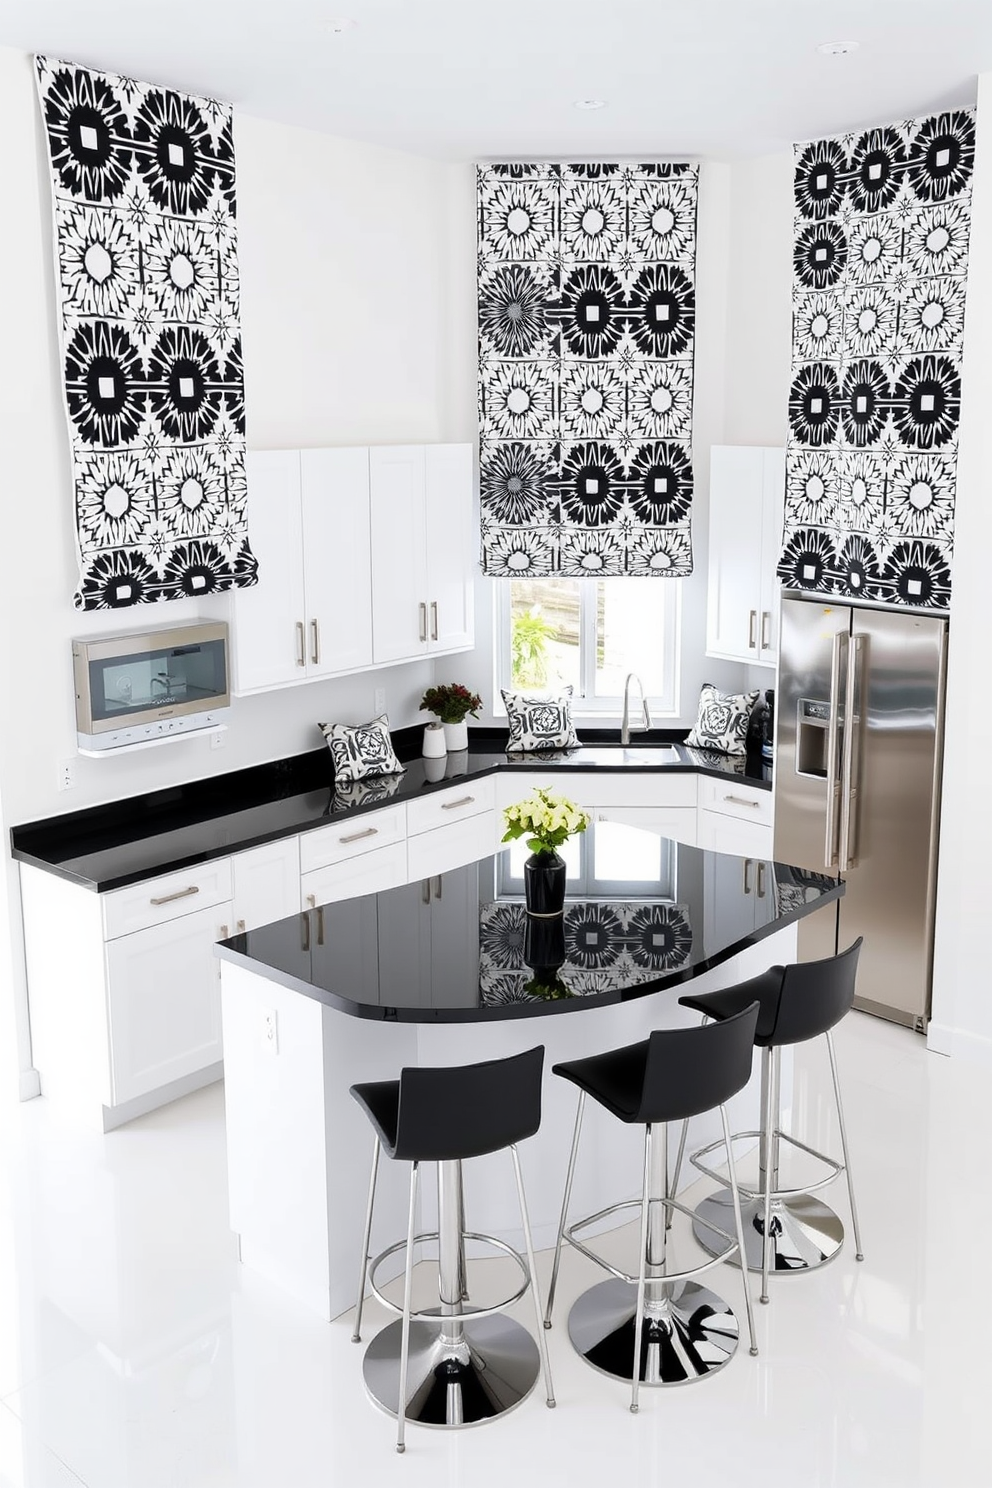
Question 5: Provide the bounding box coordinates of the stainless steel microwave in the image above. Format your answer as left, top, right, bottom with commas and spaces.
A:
72, 622, 231, 752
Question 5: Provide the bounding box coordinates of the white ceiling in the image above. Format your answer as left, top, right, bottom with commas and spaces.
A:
0, 0, 991, 161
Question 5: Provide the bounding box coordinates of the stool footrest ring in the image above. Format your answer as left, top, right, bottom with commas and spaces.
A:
691, 1129, 845, 1201
563, 1195, 742, 1288
368, 1230, 530, 1324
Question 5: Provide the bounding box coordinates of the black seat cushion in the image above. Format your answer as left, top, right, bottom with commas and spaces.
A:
350, 1079, 401, 1156
552, 1040, 649, 1123
679, 967, 785, 1046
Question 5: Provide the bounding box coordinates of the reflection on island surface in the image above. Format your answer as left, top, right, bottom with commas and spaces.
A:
479, 899, 693, 1006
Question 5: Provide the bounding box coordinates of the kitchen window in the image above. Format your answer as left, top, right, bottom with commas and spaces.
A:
496, 578, 680, 716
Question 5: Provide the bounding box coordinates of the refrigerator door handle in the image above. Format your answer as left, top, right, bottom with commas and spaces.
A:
824, 631, 846, 870
839, 633, 865, 871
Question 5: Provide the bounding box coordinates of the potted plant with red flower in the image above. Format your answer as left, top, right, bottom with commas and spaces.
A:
419, 683, 483, 752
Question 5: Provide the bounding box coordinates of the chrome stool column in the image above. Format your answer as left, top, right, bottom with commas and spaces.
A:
544, 1003, 761, 1408
677, 938, 865, 1303
350, 1046, 554, 1452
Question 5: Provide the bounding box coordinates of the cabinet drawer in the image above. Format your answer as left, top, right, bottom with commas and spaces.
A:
697, 776, 773, 826
299, 804, 406, 874
407, 811, 498, 879
406, 778, 496, 836
301, 842, 408, 906
596, 806, 697, 848
102, 858, 233, 941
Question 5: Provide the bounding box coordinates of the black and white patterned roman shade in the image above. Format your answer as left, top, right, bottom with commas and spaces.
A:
779, 111, 975, 610
36, 57, 256, 610
478, 163, 698, 576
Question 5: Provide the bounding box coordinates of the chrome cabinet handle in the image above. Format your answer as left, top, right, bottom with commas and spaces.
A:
236, 919, 246, 934
723, 794, 760, 810
301, 912, 310, 952
824, 631, 846, 870
296, 621, 306, 667
430, 600, 438, 641
433, 875, 442, 900
150, 885, 200, 906
311, 619, 320, 666
419, 602, 428, 642
340, 826, 378, 844
441, 796, 475, 810
742, 858, 751, 895
306, 892, 316, 909
317, 906, 325, 947
748, 609, 757, 649
760, 611, 771, 650
422, 878, 431, 905
839, 633, 864, 872
220, 924, 229, 939
756, 861, 766, 899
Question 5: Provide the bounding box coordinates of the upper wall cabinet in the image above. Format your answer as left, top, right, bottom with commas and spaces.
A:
369, 445, 475, 665
706, 446, 785, 668
234, 449, 373, 694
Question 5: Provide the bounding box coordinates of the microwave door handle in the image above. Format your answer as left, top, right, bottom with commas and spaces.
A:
824, 631, 846, 871
839, 633, 864, 872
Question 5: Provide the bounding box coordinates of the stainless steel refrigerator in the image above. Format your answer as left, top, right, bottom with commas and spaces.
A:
775, 595, 947, 1029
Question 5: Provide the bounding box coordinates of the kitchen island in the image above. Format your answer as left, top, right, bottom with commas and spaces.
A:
215, 820, 840, 1320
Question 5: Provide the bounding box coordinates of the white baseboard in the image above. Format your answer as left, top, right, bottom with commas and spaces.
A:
927, 1021, 992, 1065
18, 1067, 41, 1101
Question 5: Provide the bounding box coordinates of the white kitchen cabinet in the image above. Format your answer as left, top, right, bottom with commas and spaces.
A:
594, 805, 697, 847
233, 447, 373, 692
369, 444, 474, 663
105, 900, 232, 1106
406, 778, 497, 878
232, 838, 301, 931
702, 850, 776, 953
697, 776, 774, 858
301, 843, 408, 907
706, 445, 785, 666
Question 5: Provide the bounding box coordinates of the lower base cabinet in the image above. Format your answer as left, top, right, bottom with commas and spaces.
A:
105, 902, 231, 1105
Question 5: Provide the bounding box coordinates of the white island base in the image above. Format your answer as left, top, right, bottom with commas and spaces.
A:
221, 926, 797, 1323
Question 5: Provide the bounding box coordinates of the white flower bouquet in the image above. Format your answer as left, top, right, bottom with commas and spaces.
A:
501, 788, 591, 856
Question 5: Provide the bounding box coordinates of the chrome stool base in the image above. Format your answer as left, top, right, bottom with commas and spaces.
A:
363, 1313, 541, 1429
567, 1276, 739, 1387
692, 1189, 844, 1275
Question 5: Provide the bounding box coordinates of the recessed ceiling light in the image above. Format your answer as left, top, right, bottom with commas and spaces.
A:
816, 40, 859, 56
574, 98, 608, 111
324, 17, 357, 34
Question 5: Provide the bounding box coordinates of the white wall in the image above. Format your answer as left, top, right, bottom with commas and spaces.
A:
929, 70, 992, 1065
0, 45, 476, 1094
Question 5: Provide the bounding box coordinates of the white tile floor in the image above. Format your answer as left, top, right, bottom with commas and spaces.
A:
0, 1010, 989, 1488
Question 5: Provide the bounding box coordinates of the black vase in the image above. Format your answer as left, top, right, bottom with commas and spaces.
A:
524, 850, 567, 917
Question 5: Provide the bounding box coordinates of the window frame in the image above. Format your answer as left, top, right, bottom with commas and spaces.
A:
495, 577, 682, 718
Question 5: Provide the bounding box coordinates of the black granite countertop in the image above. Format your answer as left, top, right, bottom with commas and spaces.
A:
10, 727, 773, 893
214, 820, 839, 1024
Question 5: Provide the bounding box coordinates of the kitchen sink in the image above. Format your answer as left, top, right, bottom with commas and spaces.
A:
577, 745, 682, 766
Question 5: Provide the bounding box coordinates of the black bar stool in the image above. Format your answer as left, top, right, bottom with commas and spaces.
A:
676, 938, 864, 1304
350, 1046, 554, 1452
544, 1002, 760, 1409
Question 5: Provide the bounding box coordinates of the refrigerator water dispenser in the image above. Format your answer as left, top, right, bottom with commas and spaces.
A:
796, 698, 832, 778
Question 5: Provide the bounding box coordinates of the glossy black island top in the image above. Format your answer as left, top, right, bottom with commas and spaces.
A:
214, 820, 841, 1024
10, 730, 773, 892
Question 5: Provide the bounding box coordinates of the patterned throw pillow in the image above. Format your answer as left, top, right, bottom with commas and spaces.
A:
318, 715, 406, 784
685, 684, 760, 756
501, 687, 581, 753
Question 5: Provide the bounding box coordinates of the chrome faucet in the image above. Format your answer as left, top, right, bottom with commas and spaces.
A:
621, 673, 652, 745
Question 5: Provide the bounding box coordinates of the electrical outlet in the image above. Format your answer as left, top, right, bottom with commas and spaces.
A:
374, 687, 386, 716
262, 1009, 279, 1056
57, 758, 76, 792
